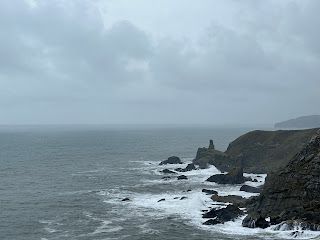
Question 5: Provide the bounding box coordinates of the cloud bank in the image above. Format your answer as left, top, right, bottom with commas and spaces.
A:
0, 0, 319, 124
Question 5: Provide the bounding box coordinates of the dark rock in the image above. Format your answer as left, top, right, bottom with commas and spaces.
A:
242, 215, 269, 229
270, 215, 282, 225
185, 163, 196, 171
160, 169, 176, 174
209, 139, 215, 149
158, 198, 165, 202
180, 197, 187, 200
211, 195, 246, 207
251, 178, 258, 182
174, 168, 184, 172
240, 185, 263, 193
174, 197, 179, 199
162, 176, 171, 180
203, 219, 221, 225
121, 198, 130, 201
159, 156, 182, 165
202, 189, 218, 195
243, 130, 320, 228
177, 175, 188, 180
206, 168, 248, 184
203, 205, 243, 224
175, 163, 196, 172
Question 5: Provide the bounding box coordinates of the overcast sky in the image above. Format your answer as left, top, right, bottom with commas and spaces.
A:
0, 0, 319, 125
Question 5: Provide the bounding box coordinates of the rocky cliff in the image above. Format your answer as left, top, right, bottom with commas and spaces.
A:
193, 128, 319, 173
275, 115, 320, 128
243, 129, 320, 229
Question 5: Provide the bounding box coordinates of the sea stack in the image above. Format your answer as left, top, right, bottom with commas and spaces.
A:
209, 139, 215, 149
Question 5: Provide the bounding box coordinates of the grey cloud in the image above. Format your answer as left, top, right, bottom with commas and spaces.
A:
0, 0, 319, 124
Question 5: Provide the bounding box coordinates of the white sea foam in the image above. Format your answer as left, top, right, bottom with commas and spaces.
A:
104, 160, 319, 240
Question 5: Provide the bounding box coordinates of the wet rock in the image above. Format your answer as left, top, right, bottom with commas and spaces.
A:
240, 185, 263, 193
202, 189, 218, 195
177, 175, 188, 180
158, 198, 166, 202
162, 176, 171, 180
159, 156, 182, 165
180, 197, 187, 200
206, 168, 248, 184
160, 169, 176, 174
175, 163, 196, 172
203, 219, 221, 225
211, 195, 246, 207
121, 198, 130, 201
202, 205, 243, 224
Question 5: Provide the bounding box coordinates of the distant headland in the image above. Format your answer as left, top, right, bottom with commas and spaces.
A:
275, 115, 320, 128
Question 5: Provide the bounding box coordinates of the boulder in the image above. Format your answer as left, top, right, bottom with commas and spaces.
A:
206, 168, 248, 184
242, 215, 269, 229
160, 169, 176, 174
159, 156, 182, 165
177, 175, 188, 180
202, 189, 218, 195
202, 205, 243, 224
240, 185, 263, 193
211, 195, 246, 207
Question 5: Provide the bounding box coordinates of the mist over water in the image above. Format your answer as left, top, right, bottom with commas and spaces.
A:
2, 125, 317, 240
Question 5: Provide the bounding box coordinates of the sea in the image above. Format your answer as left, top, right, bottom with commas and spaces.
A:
1, 125, 320, 240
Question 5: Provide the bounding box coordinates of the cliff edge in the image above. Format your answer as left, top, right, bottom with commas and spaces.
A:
243, 129, 320, 229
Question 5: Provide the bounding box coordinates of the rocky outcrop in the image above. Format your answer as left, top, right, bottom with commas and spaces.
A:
203, 205, 243, 225
175, 163, 196, 172
159, 156, 182, 165
243, 130, 320, 229
202, 189, 218, 195
193, 128, 319, 173
206, 168, 249, 184
211, 195, 246, 207
240, 185, 263, 193
275, 115, 320, 129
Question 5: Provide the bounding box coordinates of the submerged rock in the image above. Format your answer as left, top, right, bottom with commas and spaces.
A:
159, 156, 182, 165
158, 198, 166, 202
206, 168, 249, 184
177, 175, 188, 180
121, 198, 130, 202
175, 163, 196, 172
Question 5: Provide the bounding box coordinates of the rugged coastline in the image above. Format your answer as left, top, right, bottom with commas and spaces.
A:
156, 128, 320, 238
193, 128, 319, 173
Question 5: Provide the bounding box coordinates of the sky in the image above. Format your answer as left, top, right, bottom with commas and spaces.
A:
0, 0, 319, 125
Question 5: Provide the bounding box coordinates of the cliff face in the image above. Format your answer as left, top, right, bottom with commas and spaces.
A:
193, 128, 319, 173
245, 129, 320, 227
275, 115, 320, 128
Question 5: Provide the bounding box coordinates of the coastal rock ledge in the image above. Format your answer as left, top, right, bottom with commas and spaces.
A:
243, 129, 320, 230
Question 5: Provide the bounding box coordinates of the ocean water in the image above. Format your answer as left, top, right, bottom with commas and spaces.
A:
1, 125, 319, 240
